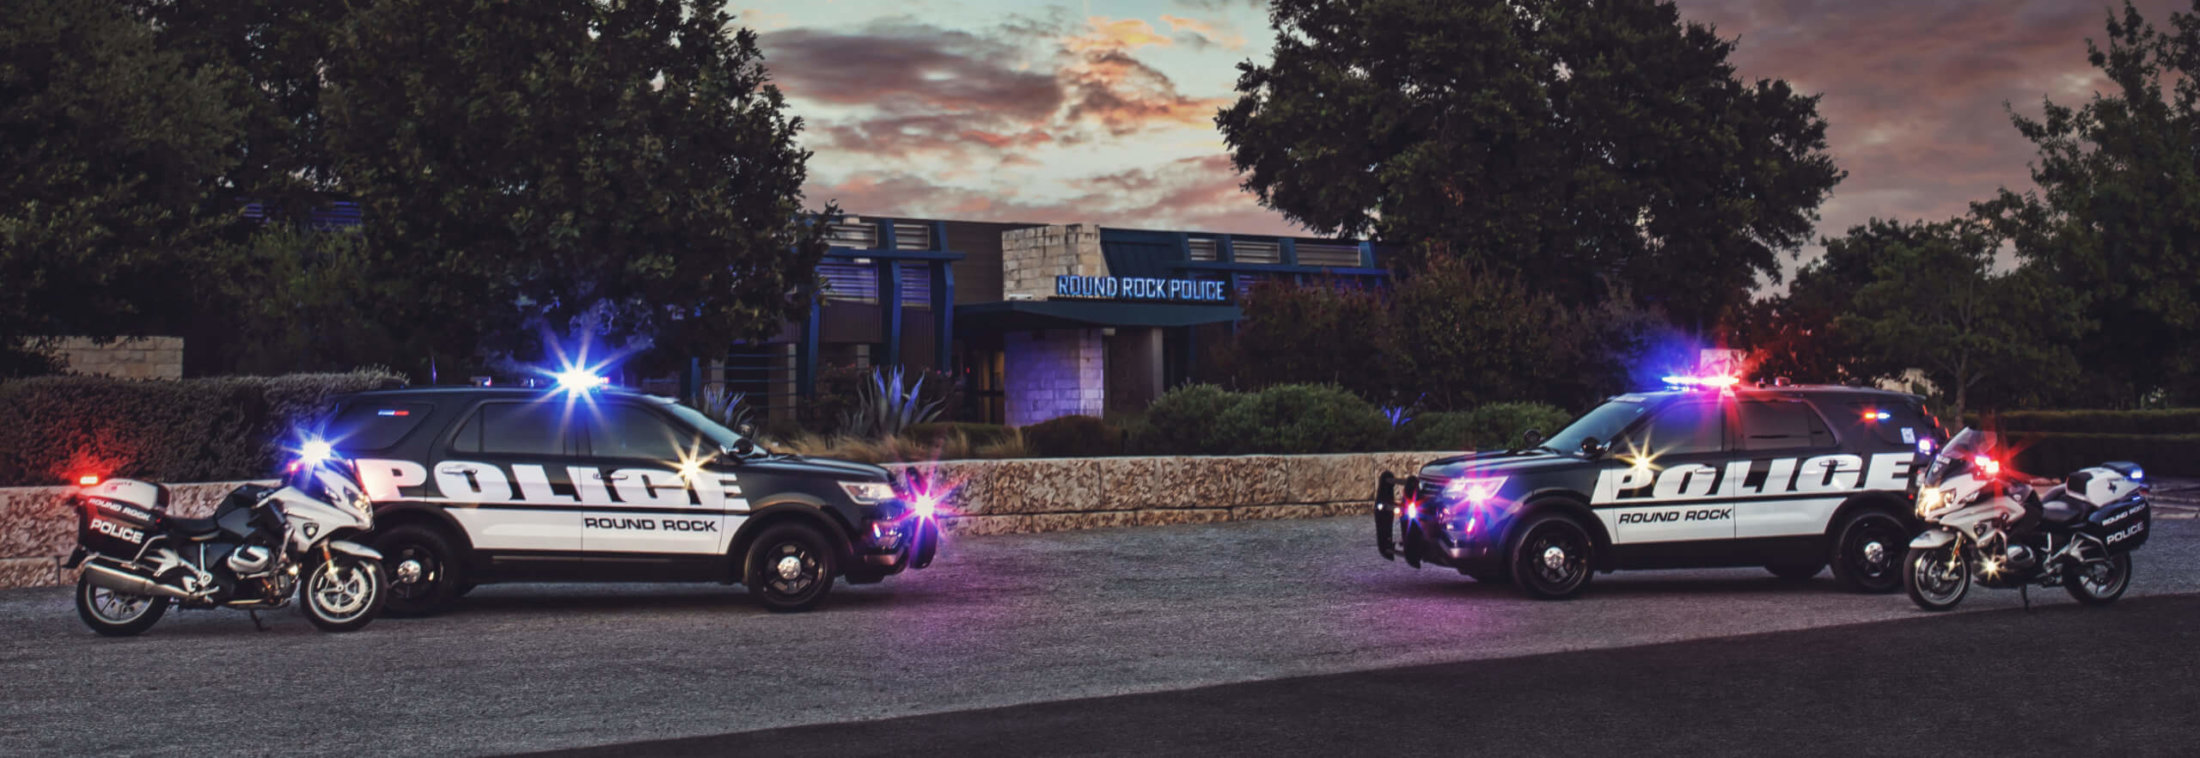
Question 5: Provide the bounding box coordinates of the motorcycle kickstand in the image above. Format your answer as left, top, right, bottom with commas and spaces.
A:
248, 610, 268, 632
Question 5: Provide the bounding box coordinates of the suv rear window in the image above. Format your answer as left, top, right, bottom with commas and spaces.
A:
1737, 399, 1836, 451
327, 402, 435, 452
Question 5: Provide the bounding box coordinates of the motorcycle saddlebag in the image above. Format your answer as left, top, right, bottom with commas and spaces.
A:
2082, 498, 2150, 554
74, 480, 169, 560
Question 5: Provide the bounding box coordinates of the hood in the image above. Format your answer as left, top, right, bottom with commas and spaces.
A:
1418, 449, 1594, 480
734, 454, 892, 481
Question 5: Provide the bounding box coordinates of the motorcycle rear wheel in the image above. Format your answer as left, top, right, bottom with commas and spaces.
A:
75, 575, 168, 637
2064, 553, 2132, 606
1904, 545, 1969, 612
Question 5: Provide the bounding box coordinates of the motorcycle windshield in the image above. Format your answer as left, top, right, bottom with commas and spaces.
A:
1921, 428, 1996, 487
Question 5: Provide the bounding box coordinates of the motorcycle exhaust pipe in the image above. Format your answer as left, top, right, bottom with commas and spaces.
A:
80, 561, 193, 601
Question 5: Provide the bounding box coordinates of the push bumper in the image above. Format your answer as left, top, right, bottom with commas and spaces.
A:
854, 508, 943, 576
1374, 472, 1505, 575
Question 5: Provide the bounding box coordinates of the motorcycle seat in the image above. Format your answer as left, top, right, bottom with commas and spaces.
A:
2038, 492, 2091, 528
163, 515, 223, 540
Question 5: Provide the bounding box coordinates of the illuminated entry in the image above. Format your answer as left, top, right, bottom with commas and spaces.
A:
1055, 275, 1229, 303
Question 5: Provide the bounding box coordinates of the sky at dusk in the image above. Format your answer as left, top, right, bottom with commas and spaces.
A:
738, 0, 2185, 276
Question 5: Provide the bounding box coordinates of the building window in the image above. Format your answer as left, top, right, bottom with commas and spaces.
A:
818, 262, 878, 303
1188, 238, 1218, 262
828, 222, 878, 248
893, 223, 931, 250
1233, 240, 1281, 264
1296, 243, 1362, 268
900, 263, 931, 309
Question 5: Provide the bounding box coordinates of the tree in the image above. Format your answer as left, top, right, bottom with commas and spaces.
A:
1217, 0, 1843, 333
0, 0, 243, 375
1743, 220, 1941, 386
149, 0, 830, 377
1837, 220, 2087, 422
1976, 1, 2200, 406
1215, 278, 1397, 402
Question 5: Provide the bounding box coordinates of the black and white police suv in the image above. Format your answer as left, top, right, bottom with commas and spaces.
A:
1374, 378, 1944, 599
307, 385, 940, 614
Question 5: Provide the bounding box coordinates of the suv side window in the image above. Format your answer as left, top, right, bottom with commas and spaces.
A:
1737, 399, 1836, 451
585, 404, 695, 461
450, 402, 577, 456
1627, 401, 1725, 455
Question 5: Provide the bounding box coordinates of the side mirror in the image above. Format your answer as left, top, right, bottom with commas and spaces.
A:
723, 439, 758, 458
1580, 436, 1607, 458
1521, 428, 1545, 448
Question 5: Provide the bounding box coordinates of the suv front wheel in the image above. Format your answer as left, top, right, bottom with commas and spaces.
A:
1509, 514, 1595, 600
375, 524, 465, 617
746, 523, 837, 612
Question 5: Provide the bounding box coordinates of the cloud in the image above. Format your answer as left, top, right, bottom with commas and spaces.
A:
1066, 17, 1174, 52
813, 155, 1300, 235
759, 21, 1063, 161
1058, 18, 1234, 136
1161, 14, 1248, 49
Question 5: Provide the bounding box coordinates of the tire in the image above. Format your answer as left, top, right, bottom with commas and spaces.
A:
2064, 552, 2133, 606
1508, 514, 1595, 600
74, 575, 168, 637
1766, 562, 1824, 582
301, 556, 387, 633
1829, 510, 1907, 594
745, 523, 837, 613
1904, 544, 1969, 612
374, 524, 465, 617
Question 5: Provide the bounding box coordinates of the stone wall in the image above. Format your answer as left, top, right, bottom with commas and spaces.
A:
0, 452, 1448, 589
41, 336, 184, 379
1003, 329, 1105, 426
1000, 223, 1106, 300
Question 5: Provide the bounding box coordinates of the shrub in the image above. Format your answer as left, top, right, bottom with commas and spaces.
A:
2005, 433, 2200, 477
1137, 384, 1242, 454
1961, 409, 2200, 435
800, 363, 960, 434
838, 366, 947, 439
0, 369, 406, 486
905, 422, 1015, 450
1213, 383, 1391, 454
1464, 402, 1574, 450
1021, 415, 1124, 458
1396, 411, 1476, 451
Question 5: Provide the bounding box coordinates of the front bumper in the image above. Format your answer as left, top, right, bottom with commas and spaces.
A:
855, 504, 942, 575
1374, 472, 1505, 574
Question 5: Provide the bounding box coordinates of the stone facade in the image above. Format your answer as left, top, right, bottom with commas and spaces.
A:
41, 336, 184, 379
1000, 223, 1106, 300
1003, 329, 1105, 426
0, 453, 1448, 590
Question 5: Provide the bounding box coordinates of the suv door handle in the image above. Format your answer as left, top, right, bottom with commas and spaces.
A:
604, 473, 631, 482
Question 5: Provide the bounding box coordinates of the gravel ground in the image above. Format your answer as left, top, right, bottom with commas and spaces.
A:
1, 516, 2194, 756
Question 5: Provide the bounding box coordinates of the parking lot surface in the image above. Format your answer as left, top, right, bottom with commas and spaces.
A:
2, 516, 2195, 756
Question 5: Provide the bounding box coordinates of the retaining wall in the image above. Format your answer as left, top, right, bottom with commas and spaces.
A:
0, 451, 1448, 590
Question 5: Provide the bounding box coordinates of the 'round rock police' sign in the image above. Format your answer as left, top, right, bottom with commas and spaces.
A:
1055, 275, 1229, 304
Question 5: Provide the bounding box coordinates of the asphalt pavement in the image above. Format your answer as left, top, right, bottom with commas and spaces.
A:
1, 516, 2194, 756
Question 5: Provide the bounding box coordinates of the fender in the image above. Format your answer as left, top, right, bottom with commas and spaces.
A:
326, 540, 384, 561
1908, 529, 1957, 550
1509, 492, 1615, 572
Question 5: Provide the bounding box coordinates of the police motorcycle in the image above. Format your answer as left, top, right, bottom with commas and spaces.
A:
66, 465, 388, 636
1904, 428, 2151, 611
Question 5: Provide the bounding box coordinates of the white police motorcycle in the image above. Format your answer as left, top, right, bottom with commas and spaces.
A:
1904, 428, 2151, 611
68, 467, 387, 636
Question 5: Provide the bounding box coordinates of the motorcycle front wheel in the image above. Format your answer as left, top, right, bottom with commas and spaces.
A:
1904, 544, 1969, 612
75, 575, 168, 637
2064, 552, 2132, 606
301, 556, 387, 632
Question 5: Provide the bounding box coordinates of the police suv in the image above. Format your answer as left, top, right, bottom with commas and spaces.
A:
1375, 381, 1942, 599
313, 386, 939, 614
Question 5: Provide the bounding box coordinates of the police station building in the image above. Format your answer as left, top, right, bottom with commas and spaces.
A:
723, 216, 1390, 427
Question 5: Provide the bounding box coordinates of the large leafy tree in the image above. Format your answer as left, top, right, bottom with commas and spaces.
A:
0, 0, 244, 375
1976, 1, 2200, 406
151, 0, 830, 377
1838, 220, 2087, 422
1743, 220, 1938, 386
1218, 0, 1843, 333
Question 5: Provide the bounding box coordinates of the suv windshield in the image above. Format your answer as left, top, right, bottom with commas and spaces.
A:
1545, 399, 1652, 455
664, 402, 749, 452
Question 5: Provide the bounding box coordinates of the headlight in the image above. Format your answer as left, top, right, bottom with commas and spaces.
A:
1442, 476, 1508, 505
1915, 487, 1944, 517
839, 481, 896, 505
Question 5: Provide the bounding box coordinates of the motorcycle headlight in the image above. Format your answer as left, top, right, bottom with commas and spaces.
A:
839, 480, 896, 505
1915, 487, 1945, 517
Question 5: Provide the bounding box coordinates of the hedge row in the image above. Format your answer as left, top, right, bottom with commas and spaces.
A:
1959, 409, 2200, 434
1135, 384, 1570, 456
2005, 433, 2200, 478
0, 370, 406, 487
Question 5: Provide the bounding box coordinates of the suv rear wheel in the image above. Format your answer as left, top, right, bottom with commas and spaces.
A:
746, 523, 836, 613
375, 524, 465, 617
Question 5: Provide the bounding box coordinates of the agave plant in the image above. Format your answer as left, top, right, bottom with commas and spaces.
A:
699, 387, 755, 433
838, 366, 946, 439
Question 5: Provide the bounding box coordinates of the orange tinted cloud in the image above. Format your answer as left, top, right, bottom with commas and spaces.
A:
1161, 14, 1246, 49
1067, 17, 1173, 52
